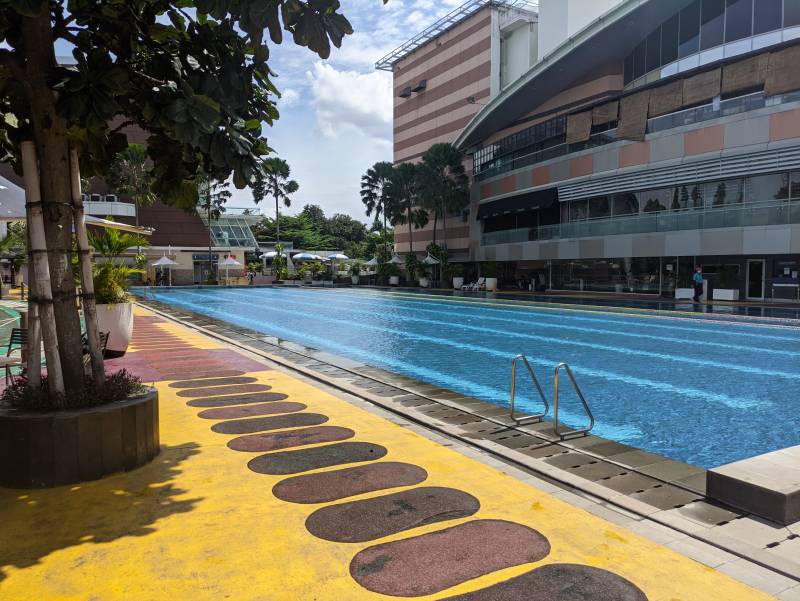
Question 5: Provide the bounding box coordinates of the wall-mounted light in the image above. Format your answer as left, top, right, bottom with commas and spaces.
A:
412, 79, 427, 92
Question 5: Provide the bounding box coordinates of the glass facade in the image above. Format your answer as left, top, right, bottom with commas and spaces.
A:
623, 0, 800, 85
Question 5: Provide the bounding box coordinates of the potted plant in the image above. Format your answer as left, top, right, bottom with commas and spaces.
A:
310, 262, 326, 286
482, 262, 499, 292
675, 273, 695, 300
404, 253, 420, 286
88, 226, 148, 358
713, 268, 740, 301
450, 263, 465, 290
387, 263, 401, 286
418, 263, 430, 288
350, 261, 363, 285
272, 243, 288, 283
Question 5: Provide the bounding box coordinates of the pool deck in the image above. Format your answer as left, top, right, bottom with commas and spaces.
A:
1, 305, 797, 599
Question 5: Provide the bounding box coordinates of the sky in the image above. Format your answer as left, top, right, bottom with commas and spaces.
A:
226, 0, 467, 222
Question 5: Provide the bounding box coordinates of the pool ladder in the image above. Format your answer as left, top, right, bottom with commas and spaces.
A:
509, 354, 595, 440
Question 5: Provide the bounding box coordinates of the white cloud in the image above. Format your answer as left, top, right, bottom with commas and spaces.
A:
278, 88, 300, 107
306, 62, 392, 141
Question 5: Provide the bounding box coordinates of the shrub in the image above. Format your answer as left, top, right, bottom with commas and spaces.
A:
1, 369, 148, 412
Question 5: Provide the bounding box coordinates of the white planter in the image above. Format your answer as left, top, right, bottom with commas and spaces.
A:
453, 277, 464, 290
485, 277, 498, 292
389, 276, 400, 286
96, 302, 134, 358
311, 280, 324, 286
675, 288, 695, 300
351, 275, 360, 285
419, 277, 430, 288
713, 288, 740, 301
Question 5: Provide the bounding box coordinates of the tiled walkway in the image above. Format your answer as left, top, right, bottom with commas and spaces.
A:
0, 307, 785, 600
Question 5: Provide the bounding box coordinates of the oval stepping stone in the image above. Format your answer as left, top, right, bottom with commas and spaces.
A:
187, 392, 288, 408
305, 487, 480, 543
170, 376, 258, 389
198, 402, 306, 420
228, 426, 355, 452
177, 384, 271, 398
439, 563, 648, 601
163, 370, 246, 380
212, 413, 329, 435
350, 519, 551, 597
248, 442, 388, 475
273, 462, 428, 504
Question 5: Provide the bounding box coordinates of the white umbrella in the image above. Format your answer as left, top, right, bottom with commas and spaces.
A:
260, 251, 286, 259
219, 256, 242, 285
423, 254, 440, 265
366, 257, 379, 267
328, 253, 349, 261
151, 256, 177, 287
389, 254, 404, 264
292, 252, 319, 262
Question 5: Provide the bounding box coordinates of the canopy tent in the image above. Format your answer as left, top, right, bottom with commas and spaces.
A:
423, 254, 441, 265
219, 256, 242, 285
389, 254, 404, 265
365, 257, 379, 267
150, 256, 177, 286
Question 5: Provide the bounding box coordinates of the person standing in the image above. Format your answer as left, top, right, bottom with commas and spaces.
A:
692, 267, 704, 302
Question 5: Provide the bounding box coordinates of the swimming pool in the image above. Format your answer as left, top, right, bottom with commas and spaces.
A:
141, 287, 800, 468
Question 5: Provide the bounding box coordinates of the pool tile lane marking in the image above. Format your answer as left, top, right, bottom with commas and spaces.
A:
210, 413, 329, 435
197, 401, 307, 420
304, 487, 481, 543
272, 462, 428, 504
349, 519, 552, 598
227, 425, 356, 452
247, 442, 389, 475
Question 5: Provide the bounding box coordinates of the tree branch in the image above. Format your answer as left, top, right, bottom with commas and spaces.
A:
0, 49, 24, 82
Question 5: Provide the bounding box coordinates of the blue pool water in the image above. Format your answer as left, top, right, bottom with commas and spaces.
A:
142, 287, 800, 468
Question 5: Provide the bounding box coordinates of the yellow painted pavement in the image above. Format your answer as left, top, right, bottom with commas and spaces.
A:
0, 313, 776, 600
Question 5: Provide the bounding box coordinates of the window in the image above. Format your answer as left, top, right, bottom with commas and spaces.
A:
725, 0, 753, 41
612, 193, 640, 216
569, 199, 589, 221
701, 0, 726, 49
661, 14, 680, 64
786, 0, 800, 26
642, 188, 671, 212
633, 41, 647, 79
748, 173, 789, 201
791, 172, 800, 199
589, 196, 611, 219
679, 1, 701, 58
753, 0, 782, 33
646, 28, 662, 72
624, 53, 635, 84
706, 179, 744, 206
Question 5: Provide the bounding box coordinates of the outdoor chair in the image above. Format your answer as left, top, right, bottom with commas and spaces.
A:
82, 331, 110, 366
462, 277, 486, 291
0, 327, 27, 386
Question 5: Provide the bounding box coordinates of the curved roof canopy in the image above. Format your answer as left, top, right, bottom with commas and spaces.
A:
455, 0, 696, 149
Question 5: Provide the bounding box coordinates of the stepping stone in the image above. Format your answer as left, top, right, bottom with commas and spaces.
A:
197, 402, 307, 420
439, 563, 648, 600
187, 392, 289, 408
170, 376, 257, 388
350, 520, 551, 597
228, 426, 355, 452
248, 442, 388, 475
177, 384, 272, 398
211, 413, 329, 435
305, 487, 480, 543
273, 462, 428, 504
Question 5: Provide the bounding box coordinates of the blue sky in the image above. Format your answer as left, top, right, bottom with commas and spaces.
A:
226, 0, 466, 222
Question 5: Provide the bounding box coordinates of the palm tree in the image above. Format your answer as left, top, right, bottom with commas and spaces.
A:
360, 161, 396, 253
198, 175, 232, 282
417, 143, 470, 250
87, 227, 150, 261
254, 157, 300, 246
388, 162, 429, 254
107, 144, 157, 246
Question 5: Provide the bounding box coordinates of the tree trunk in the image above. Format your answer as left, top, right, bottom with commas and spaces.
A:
275, 188, 280, 246
22, 12, 85, 393
431, 212, 438, 248
70, 148, 105, 384
208, 200, 213, 283
442, 207, 448, 251
408, 208, 413, 254
21, 141, 65, 396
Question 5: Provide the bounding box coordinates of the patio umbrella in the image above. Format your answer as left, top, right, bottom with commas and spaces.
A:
328, 253, 349, 274
260, 251, 286, 259
219, 256, 242, 285
151, 256, 177, 287
366, 257, 379, 267
423, 254, 440, 265
292, 252, 320, 262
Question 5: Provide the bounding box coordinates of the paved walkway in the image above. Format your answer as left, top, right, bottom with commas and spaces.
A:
0, 307, 784, 600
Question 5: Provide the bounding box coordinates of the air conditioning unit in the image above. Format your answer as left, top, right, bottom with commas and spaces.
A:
104, 194, 118, 202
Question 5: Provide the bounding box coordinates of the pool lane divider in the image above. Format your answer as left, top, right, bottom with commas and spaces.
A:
165, 337, 652, 599
137, 300, 800, 585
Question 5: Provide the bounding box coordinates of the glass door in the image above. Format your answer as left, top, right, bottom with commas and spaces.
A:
746, 259, 765, 300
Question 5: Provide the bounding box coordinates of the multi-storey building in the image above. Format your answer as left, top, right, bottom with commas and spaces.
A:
384, 0, 800, 300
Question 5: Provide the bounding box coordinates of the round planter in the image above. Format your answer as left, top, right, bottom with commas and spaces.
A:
453, 277, 464, 290
485, 277, 498, 292
351, 275, 360, 285
96, 302, 134, 358
0, 389, 159, 488
419, 277, 430, 288
389, 276, 400, 286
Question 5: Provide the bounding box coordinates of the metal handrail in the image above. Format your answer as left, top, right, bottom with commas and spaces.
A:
553, 363, 595, 440
509, 354, 549, 425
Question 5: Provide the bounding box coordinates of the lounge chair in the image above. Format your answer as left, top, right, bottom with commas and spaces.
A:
461, 277, 486, 291
0, 327, 26, 385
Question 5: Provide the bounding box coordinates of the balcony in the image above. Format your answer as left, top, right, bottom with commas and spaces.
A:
83, 194, 136, 218
482, 200, 800, 246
